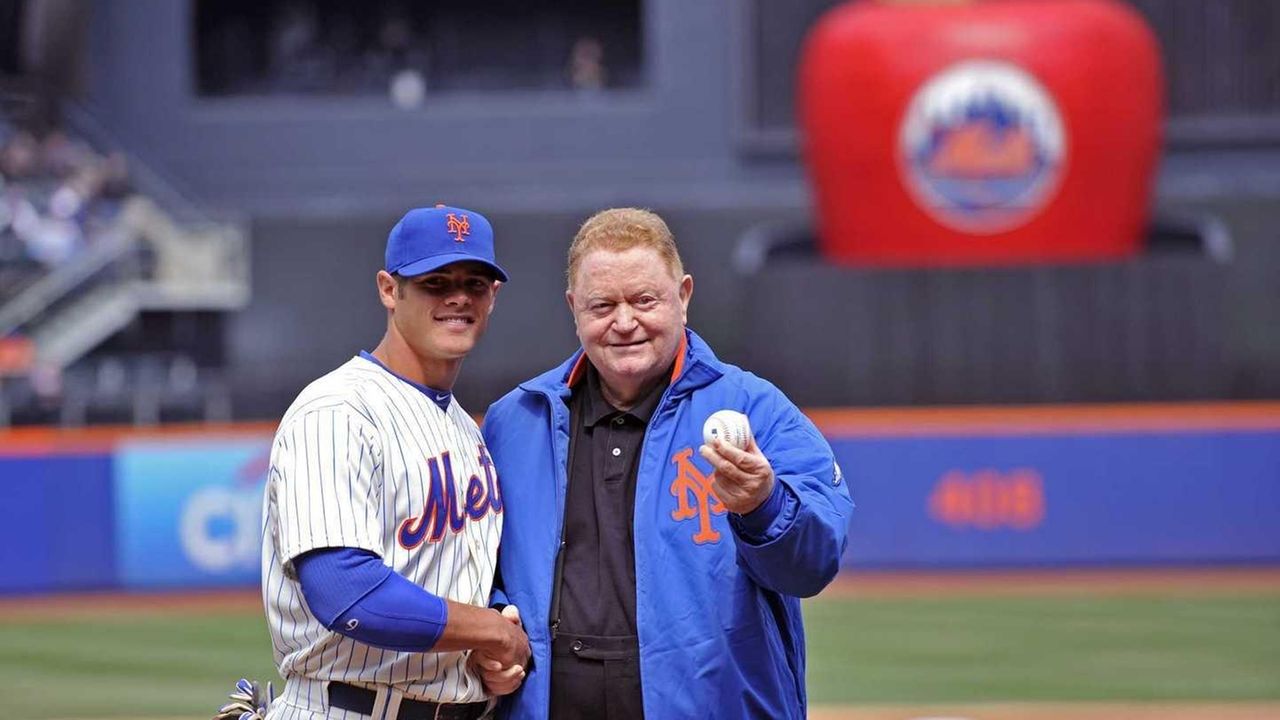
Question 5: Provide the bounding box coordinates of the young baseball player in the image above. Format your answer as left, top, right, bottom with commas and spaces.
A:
218, 206, 528, 720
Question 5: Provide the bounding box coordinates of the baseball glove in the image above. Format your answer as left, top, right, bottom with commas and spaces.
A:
212, 677, 275, 720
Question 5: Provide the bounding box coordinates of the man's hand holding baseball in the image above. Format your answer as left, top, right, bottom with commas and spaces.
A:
699, 436, 775, 515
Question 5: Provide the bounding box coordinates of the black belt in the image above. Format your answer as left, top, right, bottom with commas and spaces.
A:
327, 682, 488, 720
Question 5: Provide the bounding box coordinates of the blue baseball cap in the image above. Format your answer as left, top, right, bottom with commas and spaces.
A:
385, 205, 509, 282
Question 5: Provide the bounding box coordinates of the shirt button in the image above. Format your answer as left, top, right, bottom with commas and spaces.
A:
614, 417, 624, 425
571, 639, 584, 652
611, 448, 621, 457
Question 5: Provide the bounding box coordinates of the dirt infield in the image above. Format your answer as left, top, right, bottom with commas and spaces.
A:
4, 566, 1279, 622
44, 702, 1280, 720
819, 566, 1280, 599
0, 587, 262, 620
809, 701, 1280, 719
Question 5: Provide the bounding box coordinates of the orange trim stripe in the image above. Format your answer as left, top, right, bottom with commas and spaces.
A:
670, 333, 688, 382
566, 353, 589, 388
806, 401, 1280, 436
0, 421, 278, 456
2, 403, 1277, 454
567, 332, 689, 389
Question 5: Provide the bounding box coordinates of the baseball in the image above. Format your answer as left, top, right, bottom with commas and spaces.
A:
703, 410, 752, 450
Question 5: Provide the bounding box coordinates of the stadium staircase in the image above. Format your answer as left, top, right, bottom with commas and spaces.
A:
0, 102, 249, 425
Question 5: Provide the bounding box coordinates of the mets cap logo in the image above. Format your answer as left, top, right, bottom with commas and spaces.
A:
446, 213, 470, 242
898, 60, 1067, 235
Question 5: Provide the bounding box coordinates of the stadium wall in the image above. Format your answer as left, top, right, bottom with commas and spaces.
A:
74, 2, 1280, 417
1, 404, 1277, 594
81, 0, 1280, 217
229, 197, 1280, 421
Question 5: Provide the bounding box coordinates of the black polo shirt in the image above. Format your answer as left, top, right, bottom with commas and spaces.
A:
557, 363, 667, 638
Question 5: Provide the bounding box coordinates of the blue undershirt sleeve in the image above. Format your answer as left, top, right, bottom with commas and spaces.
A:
295, 547, 448, 653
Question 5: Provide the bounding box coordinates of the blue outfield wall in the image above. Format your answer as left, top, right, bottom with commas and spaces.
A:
0, 432, 273, 594
0, 454, 116, 593
835, 430, 1280, 568
0, 405, 1277, 593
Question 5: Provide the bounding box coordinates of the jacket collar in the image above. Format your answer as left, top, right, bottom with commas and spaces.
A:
519, 327, 722, 401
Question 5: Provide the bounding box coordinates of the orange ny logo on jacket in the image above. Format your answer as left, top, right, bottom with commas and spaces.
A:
669, 448, 726, 544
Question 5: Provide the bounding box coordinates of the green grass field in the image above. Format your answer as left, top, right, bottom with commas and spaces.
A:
0, 607, 281, 719
1, 593, 1277, 719
805, 594, 1280, 703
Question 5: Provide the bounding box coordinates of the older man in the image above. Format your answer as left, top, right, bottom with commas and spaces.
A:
478, 208, 853, 719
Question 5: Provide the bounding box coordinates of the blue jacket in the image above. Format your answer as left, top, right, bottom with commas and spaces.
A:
482, 329, 853, 719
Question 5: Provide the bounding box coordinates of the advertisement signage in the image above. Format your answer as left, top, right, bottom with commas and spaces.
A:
115, 439, 271, 588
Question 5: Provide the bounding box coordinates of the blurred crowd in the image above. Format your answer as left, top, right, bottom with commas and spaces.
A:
197, 0, 628, 101
0, 121, 133, 299
0, 112, 243, 427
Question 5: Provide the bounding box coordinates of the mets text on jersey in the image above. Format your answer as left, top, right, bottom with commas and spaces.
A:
397, 444, 502, 549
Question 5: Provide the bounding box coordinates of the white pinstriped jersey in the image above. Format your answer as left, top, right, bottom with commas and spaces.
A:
261, 355, 502, 707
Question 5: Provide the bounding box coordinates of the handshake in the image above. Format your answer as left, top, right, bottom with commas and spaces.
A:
467, 604, 531, 696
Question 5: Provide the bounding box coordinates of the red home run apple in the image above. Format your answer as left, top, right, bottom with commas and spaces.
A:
799, 0, 1162, 266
